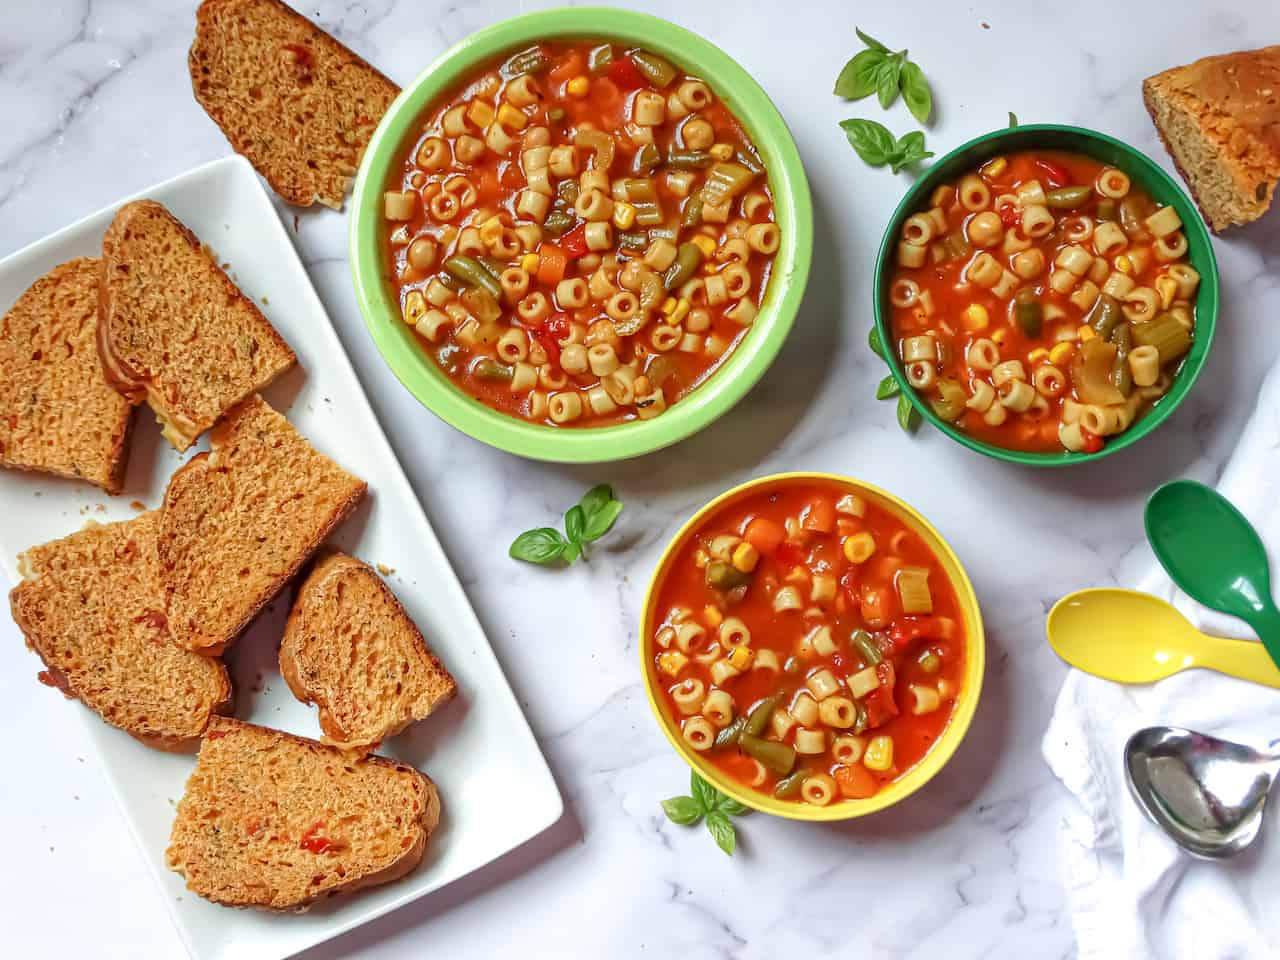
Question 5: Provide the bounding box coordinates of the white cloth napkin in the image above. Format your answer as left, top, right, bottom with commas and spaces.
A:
1043, 362, 1280, 960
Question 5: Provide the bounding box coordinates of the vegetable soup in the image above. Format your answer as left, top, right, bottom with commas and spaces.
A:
888, 150, 1201, 454
648, 480, 966, 807
382, 41, 779, 427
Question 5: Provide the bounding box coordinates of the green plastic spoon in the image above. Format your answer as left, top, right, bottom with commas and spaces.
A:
1145, 479, 1280, 671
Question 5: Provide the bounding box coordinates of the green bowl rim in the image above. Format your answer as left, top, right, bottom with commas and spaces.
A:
871, 123, 1220, 466
350, 7, 814, 463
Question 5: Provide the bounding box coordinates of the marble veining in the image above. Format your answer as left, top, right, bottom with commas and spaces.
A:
3, 1, 1280, 957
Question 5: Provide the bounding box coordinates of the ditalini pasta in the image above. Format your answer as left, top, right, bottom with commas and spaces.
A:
890, 151, 1199, 454
383, 41, 780, 427
650, 479, 966, 806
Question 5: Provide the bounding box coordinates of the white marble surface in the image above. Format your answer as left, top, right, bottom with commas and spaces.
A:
2, 1, 1278, 957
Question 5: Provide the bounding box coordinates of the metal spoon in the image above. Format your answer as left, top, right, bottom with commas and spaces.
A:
1125, 725, 1280, 858
1145, 480, 1280, 671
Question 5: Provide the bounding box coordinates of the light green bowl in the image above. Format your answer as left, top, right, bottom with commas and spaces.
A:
872, 124, 1219, 466
350, 7, 812, 462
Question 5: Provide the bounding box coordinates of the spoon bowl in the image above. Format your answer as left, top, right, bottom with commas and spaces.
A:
1125, 726, 1280, 858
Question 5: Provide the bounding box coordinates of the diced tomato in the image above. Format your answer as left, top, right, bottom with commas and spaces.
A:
300, 822, 333, 854
743, 516, 786, 555
1034, 158, 1070, 188
544, 312, 570, 341
547, 50, 585, 87
801, 498, 835, 534
863, 685, 899, 729
536, 243, 568, 286
775, 541, 805, 569
998, 202, 1021, 228
888, 616, 939, 652
1080, 428, 1104, 454
609, 56, 645, 89
834, 763, 879, 799
559, 223, 589, 258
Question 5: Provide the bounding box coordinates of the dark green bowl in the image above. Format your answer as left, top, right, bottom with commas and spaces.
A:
872, 124, 1219, 466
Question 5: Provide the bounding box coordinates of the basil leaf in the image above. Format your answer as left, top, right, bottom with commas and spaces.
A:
868, 326, 886, 359
660, 796, 703, 826
856, 27, 889, 53
833, 48, 886, 100
564, 505, 586, 544
704, 810, 737, 856
875, 57, 901, 109
889, 130, 933, 173
578, 483, 614, 518
562, 539, 582, 563
581, 499, 623, 542
876, 374, 900, 400
508, 528, 567, 565
900, 61, 932, 124
715, 793, 749, 816
839, 118, 895, 166
1008, 111, 1019, 128
691, 771, 718, 812
897, 392, 920, 433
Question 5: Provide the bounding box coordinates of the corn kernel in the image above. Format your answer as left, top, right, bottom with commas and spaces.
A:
727, 645, 754, 671
691, 234, 716, 258
731, 541, 759, 573
1078, 324, 1096, 342
709, 143, 734, 160
660, 296, 678, 316
612, 201, 636, 230
991, 328, 1009, 347
1049, 341, 1075, 365
693, 547, 709, 569
1027, 347, 1050, 365
962, 304, 989, 331
657, 651, 689, 677
863, 735, 894, 772
497, 103, 528, 131
566, 76, 590, 97
669, 298, 691, 325
703, 605, 723, 628
842, 531, 876, 564
402, 289, 427, 326
465, 99, 495, 130
1115, 254, 1133, 274
1156, 275, 1178, 309
520, 253, 539, 273
980, 156, 1008, 178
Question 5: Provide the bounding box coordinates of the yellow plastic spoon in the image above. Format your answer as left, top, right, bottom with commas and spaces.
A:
1047, 588, 1280, 688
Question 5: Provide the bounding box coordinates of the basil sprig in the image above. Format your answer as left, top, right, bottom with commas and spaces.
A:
834, 28, 933, 124
509, 484, 623, 566
839, 119, 933, 174
660, 770, 749, 856
868, 327, 919, 433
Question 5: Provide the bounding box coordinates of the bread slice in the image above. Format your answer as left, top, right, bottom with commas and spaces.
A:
98, 199, 296, 451
10, 513, 231, 749
281, 552, 456, 753
1144, 46, 1280, 231
0, 258, 133, 492
189, 0, 400, 209
166, 717, 440, 910
158, 394, 366, 653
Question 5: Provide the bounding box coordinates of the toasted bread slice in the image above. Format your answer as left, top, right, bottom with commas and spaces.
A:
281, 552, 456, 752
189, 0, 400, 209
10, 513, 231, 749
98, 199, 296, 450
166, 717, 440, 910
158, 394, 366, 652
0, 258, 133, 492
1144, 46, 1280, 231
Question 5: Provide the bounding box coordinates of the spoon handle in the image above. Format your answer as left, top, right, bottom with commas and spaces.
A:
1197, 632, 1280, 689
1241, 602, 1280, 673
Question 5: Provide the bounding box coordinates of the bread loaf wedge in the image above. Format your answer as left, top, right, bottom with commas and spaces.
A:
281, 552, 456, 753
1144, 46, 1280, 231
189, 0, 400, 209
98, 200, 296, 450
159, 394, 366, 653
166, 717, 440, 910
0, 258, 133, 492
10, 513, 231, 749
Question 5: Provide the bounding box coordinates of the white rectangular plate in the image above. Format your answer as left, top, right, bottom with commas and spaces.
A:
0, 156, 562, 960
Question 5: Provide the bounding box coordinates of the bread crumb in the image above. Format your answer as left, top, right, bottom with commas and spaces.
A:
376, 563, 394, 576
130, 500, 147, 511
262, 295, 270, 305
981, 20, 990, 28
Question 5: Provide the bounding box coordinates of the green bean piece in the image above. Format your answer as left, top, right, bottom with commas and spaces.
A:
735, 148, 765, 176
713, 715, 748, 750
443, 255, 502, 299
587, 43, 614, 73
617, 230, 648, 252
437, 271, 464, 290
853, 698, 868, 734
1045, 185, 1092, 209
633, 200, 664, 227
1086, 293, 1122, 339
743, 696, 780, 738
1111, 322, 1133, 396
666, 149, 714, 170
500, 46, 548, 79
1014, 289, 1043, 337
557, 178, 580, 205
461, 287, 501, 324
628, 49, 678, 88
622, 178, 658, 203
851, 630, 882, 667
917, 649, 941, 673
930, 378, 967, 422
646, 355, 676, 387
663, 242, 705, 290
705, 561, 750, 591
471, 358, 514, 382
1132, 312, 1192, 365
773, 769, 807, 798
632, 143, 661, 175
1096, 199, 1118, 222
542, 210, 574, 236
702, 162, 755, 206
547, 106, 566, 124
738, 734, 796, 775
638, 271, 664, 313
942, 231, 972, 260
680, 196, 704, 229
783, 656, 801, 675
1119, 195, 1152, 239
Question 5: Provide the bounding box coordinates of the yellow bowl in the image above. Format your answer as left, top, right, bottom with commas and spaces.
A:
639, 472, 986, 821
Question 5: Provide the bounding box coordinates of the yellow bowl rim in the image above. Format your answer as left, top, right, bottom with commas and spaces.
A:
639, 471, 986, 822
